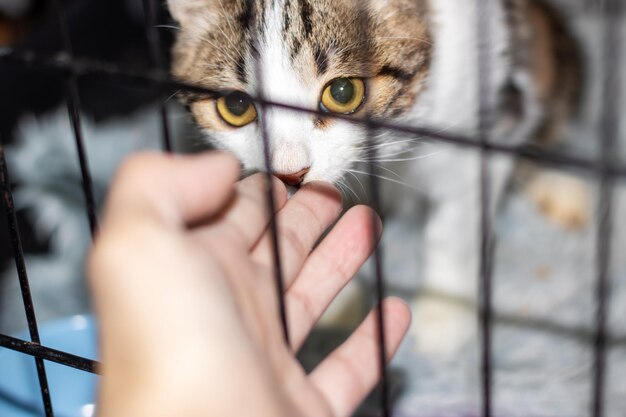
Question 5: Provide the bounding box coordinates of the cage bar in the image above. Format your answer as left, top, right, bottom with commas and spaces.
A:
592, 1, 622, 416
476, 1, 495, 417
257, 93, 291, 345
0, 142, 55, 417
2, 50, 624, 179
0, 334, 98, 374
354, 4, 391, 415
50, 0, 98, 237
365, 123, 391, 417
142, 0, 173, 152
249, 0, 290, 345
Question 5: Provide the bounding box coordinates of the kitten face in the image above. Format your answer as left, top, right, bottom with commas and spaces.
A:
170, 0, 431, 184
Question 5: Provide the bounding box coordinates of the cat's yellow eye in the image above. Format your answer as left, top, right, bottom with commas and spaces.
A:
320, 78, 365, 115
216, 91, 258, 127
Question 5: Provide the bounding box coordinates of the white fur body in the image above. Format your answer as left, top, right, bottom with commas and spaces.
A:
368, 0, 544, 356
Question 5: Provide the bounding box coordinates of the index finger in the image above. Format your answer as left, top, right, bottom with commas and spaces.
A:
251, 182, 343, 283
103, 151, 240, 229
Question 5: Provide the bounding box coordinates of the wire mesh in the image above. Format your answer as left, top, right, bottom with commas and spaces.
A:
0, 1, 623, 416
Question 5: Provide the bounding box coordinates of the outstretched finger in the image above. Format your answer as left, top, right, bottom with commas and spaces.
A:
251, 182, 342, 283
285, 205, 381, 350
308, 298, 411, 417
193, 173, 288, 249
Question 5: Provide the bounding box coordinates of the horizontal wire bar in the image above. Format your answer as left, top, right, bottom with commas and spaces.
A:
1, 49, 625, 180
0, 334, 98, 374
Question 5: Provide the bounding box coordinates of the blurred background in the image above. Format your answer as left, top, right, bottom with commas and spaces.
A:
0, 1, 625, 417
0, 0, 174, 282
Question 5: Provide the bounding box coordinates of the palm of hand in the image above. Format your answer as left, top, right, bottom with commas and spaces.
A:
91, 153, 410, 417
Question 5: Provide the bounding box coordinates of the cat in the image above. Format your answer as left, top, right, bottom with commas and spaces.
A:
167, 0, 581, 356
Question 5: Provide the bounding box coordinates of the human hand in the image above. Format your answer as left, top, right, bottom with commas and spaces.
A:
89, 151, 411, 417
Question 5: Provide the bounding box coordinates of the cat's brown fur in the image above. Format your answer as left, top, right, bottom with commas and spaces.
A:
505, 0, 582, 143
170, 0, 580, 144
170, 0, 432, 131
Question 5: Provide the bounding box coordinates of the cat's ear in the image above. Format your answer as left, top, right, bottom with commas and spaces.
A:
167, 0, 212, 27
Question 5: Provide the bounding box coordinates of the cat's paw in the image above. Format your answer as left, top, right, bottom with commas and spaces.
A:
411, 298, 475, 359
526, 170, 591, 230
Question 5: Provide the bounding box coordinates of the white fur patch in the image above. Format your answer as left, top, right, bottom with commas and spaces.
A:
208, 1, 367, 183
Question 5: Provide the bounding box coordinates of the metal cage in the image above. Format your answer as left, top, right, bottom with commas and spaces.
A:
0, 0, 623, 416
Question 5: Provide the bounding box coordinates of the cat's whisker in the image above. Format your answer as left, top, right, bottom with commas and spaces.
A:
335, 178, 353, 200
346, 170, 368, 198
332, 38, 371, 57
333, 180, 343, 194
336, 178, 359, 201
365, 150, 445, 163
357, 142, 431, 162
348, 169, 422, 192
199, 35, 240, 65
382, 145, 432, 158
155, 24, 181, 31
359, 138, 415, 149
369, 162, 405, 181
216, 2, 249, 63
360, 140, 432, 154
217, 2, 237, 40
357, 117, 463, 157
371, 140, 448, 159
215, 22, 245, 62
359, 138, 425, 151
165, 90, 181, 103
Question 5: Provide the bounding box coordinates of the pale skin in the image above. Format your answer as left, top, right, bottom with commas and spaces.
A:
88, 151, 411, 417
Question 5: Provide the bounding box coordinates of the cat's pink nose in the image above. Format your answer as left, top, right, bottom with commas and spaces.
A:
275, 168, 310, 187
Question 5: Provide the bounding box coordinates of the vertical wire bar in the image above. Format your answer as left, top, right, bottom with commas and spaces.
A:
356, 4, 390, 416
592, 1, 621, 416
476, 1, 495, 417
258, 92, 290, 345
250, 0, 290, 344
0, 141, 54, 417
142, 0, 173, 152
51, 0, 98, 236
366, 124, 391, 417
